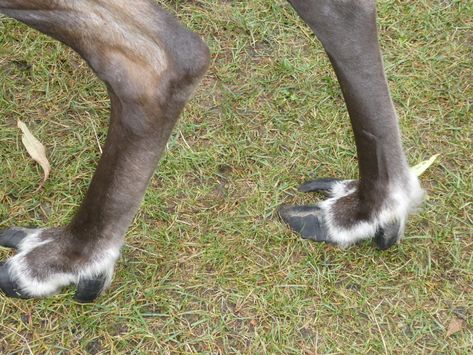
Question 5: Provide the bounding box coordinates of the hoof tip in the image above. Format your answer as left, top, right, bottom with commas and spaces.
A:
374, 222, 401, 250
73, 273, 108, 303
279, 205, 330, 242
0, 262, 29, 299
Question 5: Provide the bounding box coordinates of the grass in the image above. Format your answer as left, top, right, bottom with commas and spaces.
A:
0, 0, 471, 353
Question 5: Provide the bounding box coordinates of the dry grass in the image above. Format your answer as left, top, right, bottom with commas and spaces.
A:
0, 0, 472, 353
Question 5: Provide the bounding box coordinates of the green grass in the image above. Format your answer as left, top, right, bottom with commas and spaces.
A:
0, 0, 472, 353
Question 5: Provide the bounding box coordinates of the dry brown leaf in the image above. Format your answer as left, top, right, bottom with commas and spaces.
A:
446, 317, 464, 337
17, 120, 51, 185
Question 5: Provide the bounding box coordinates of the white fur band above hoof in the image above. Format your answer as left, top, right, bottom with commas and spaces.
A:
0, 228, 119, 300
281, 174, 425, 249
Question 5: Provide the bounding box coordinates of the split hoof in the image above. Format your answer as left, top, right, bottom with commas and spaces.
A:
0, 227, 117, 301
280, 177, 420, 249
0, 259, 108, 302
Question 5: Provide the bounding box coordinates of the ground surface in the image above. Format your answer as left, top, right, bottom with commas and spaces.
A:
0, 0, 471, 353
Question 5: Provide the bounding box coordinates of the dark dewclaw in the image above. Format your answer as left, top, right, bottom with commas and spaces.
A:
297, 178, 342, 194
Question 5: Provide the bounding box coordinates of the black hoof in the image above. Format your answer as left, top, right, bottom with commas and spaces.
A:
0, 228, 29, 249
0, 262, 29, 299
374, 222, 401, 250
298, 178, 342, 193
74, 273, 108, 303
278, 205, 330, 242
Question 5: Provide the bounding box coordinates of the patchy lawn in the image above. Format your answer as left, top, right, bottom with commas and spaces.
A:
0, 0, 471, 353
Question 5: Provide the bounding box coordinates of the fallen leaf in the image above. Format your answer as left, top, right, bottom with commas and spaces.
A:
446, 317, 463, 337
17, 120, 51, 185
410, 154, 440, 177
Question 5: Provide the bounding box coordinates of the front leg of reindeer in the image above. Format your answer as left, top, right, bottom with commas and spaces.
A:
0, 0, 209, 301
280, 0, 424, 248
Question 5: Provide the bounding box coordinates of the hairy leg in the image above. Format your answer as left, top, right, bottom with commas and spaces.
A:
0, 0, 209, 301
280, 0, 424, 249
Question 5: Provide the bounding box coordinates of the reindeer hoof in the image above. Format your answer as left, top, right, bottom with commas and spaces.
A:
278, 205, 330, 242
0, 262, 29, 299
0, 227, 117, 301
374, 222, 401, 250
280, 177, 422, 249
74, 273, 109, 303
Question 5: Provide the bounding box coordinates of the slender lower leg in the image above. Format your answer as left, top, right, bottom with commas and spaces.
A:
282, 0, 423, 247
0, 0, 209, 299
290, 0, 409, 193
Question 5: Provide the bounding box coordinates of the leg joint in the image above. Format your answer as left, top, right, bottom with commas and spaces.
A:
103, 27, 209, 107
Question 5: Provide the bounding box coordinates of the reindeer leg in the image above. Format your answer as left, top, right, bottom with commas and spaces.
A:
280, 0, 424, 249
0, 0, 209, 301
